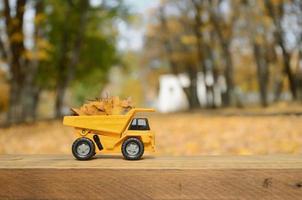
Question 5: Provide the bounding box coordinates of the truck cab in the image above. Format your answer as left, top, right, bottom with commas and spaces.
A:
128, 118, 150, 130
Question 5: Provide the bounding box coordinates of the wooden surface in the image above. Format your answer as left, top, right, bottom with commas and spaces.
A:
1, 155, 302, 200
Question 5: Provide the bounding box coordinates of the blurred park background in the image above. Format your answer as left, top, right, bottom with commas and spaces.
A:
0, 0, 302, 156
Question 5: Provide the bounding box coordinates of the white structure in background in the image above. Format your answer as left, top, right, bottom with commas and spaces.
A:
157, 73, 225, 113
157, 74, 189, 113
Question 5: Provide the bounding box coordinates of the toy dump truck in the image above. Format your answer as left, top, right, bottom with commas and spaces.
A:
63, 108, 155, 160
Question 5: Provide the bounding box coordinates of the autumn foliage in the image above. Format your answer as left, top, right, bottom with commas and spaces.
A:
71, 96, 133, 116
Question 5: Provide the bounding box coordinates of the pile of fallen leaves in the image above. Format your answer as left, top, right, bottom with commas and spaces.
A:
71, 96, 133, 116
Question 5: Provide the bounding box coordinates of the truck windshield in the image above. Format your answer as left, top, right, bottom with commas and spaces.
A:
129, 118, 150, 130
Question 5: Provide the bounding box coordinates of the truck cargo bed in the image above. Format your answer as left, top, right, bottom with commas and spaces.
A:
63, 108, 155, 134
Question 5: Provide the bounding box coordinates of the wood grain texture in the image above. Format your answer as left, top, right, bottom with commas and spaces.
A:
1, 155, 302, 200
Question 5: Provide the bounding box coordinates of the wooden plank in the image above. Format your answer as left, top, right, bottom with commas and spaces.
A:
0, 155, 302, 200
1, 154, 302, 169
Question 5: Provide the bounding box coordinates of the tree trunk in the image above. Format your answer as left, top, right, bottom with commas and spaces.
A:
297, 49, 302, 100
273, 78, 283, 102
7, 79, 22, 124
29, 87, 41, 121
21, 71, 40, 122
222, 42, 234, 106
4, 0, 27, 124
264, 0, 297, 99
186, 67, 200, 109
20, 1, 45, 122
55, 0, 89, 117
208, 1, 234, 106
191, 0, 223, 108
280, 42, 297, 99
55, 19, 69, 118
55, 83, 67, 118
253, 42, 269, 107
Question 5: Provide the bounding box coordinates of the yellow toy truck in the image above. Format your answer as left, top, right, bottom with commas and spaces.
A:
63, 108, 155, 160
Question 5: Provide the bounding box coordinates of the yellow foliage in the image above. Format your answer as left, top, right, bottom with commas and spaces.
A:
234, 53, 258, 92
263, 16, 272, 27
34, 13, 46, 25
282, 75, 289, 91
23, 51, 34, 60
72, 96, 133, 116
254, 35, 264, 44
222, 26, 232, 39
0, 70, 8, 112
37, 38, 53, 51
256, 0, 266, 11
23, 49, 50, 61
10, 32, 23, 43
271, 0, 282, 5
181, 35, 197, 45
185, 142, 199, 155
120, 79, 144, 106
0, 84, 9, 112
36, 51, 50, 60
200, 23, 212, 33
166, 20, 182, 33
23, 38, 53, 61
170, 51, 197, 65
237, 148, 253, 155
146, 24, 161, 37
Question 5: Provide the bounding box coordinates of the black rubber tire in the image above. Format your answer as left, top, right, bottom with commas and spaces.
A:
72, 137, 95, 160
121, 137, 144, 160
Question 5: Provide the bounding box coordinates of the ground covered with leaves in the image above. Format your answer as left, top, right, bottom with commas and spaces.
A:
1, 112, 301, 156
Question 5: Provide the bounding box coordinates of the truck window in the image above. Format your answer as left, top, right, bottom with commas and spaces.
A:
138, 119, 147, 126
129, 118, 150, 130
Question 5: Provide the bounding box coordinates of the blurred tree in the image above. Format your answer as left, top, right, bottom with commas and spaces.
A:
22, 0, 48, 121
0, 0, 127, 123
190, 0, 212, 108
1, 0, 29, 123
239, 0, 273, 106
51, 0, 90, 117
157, 4, 194, 108
208, 0, 235, 106
144, 0, 302, 108
264, 0, 297, 99
141, 3, 198, 109
46, 0, 124, 117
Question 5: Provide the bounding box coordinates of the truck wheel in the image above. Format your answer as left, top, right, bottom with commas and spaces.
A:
122, 137, 144, 160
72, 137, 95, 160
